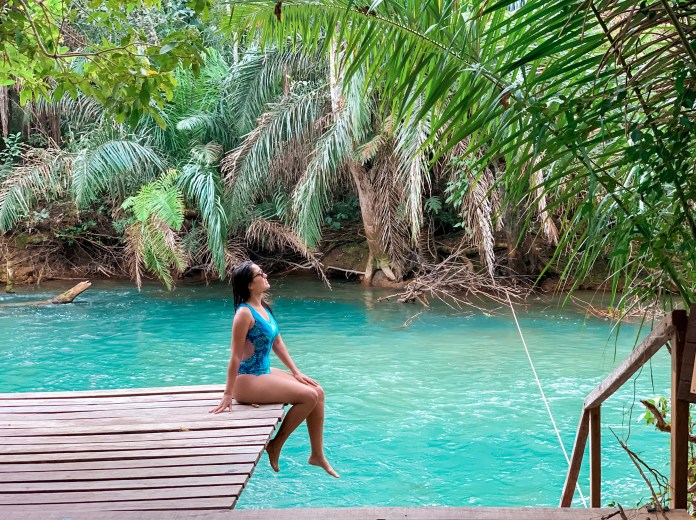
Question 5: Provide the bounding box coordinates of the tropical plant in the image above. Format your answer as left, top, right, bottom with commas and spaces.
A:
122, 169, 188, 289
220, 44, 441, 283
0, 0, 208, 123
221, 0, 696, 309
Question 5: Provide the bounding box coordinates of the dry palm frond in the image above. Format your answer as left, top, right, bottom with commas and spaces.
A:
449, 141, 497, 280
123, 223, 146, 290
530, 164, 559, 246
268, 136, 314, 190
245, 218, 330, 286
224, 237, 249, 278
355, 133, 387, 162
150, 216, 189, 271
371, 147, 413, 279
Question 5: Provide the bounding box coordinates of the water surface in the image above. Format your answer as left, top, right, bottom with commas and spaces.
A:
0, 277, 672, 509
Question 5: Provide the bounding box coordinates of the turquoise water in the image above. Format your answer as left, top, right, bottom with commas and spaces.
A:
0, 278, 673, 509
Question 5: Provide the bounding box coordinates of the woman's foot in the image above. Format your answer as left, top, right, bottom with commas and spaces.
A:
308, 454, 340, 478
266, 439, 281, 472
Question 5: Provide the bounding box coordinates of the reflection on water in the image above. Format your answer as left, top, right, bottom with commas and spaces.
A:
0, 277, 671, 508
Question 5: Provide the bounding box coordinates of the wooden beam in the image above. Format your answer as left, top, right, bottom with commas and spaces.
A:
560, 409, 589, 507
0, 384, 228, 400
678, 305, 696, 401
584, 313, 674, 410
589, 406, 601, 507
671, 308, 690, 509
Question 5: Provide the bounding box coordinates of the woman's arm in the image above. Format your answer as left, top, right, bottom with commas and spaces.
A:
210, 309, 252, 413
273, 334, 318, 387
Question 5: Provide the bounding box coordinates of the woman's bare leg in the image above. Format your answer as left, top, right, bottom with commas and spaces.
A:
234, 372, 317, 472
270, 369, 339, 477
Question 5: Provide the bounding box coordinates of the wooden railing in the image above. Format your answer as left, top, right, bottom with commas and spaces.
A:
560, 307, 695, 509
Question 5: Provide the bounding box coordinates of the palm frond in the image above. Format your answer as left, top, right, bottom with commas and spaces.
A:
0, 148, 68, 232
178, 162, 230, 276
246, 218, 330, 285
222, 88, 325, 222
393, 96, 431, 243
293, 69, 372, 246
72, 134, 166, 207
223, 45, 326, 135
121, 170, 188, 289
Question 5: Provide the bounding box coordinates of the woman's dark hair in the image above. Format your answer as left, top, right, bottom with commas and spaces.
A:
232, 261, 272, 313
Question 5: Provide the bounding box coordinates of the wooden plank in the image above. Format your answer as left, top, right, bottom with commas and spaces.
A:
671, 308, 690, 509
0, 401, 276, 416
0, 434, 269, 454
0, 393, 231, 407
0, 409, 283, 428
1, 446, 261, 464
0, 417, 280, 436
584, 313, 674, 409
0, 484, 242, 505
0, 497, 235, 513
0, 455, 259, 474
0, 463, 256, 483
4, 507, 691, 520
589, 406, 600, 508
0, 384, 284, 514
0, 426, 274, 445
559, 409, 589, 507
677, 305, 696, 400
0, 399, 224, 413
0, 384, 225, 400
1, 475, 247, 492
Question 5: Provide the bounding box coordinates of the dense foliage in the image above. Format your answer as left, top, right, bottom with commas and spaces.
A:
0, 0, 209, 123
1, 0, 695, 313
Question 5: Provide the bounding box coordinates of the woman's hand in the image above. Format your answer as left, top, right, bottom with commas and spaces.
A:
210, 394, 233, 414
293, 372, 318, 387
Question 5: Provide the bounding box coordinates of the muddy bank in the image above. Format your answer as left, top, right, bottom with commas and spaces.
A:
0, 227, 613, 294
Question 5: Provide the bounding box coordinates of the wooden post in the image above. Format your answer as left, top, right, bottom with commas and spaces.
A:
589, 406, 601, 507
560, 409, 589, 507
670, 308, 689, 509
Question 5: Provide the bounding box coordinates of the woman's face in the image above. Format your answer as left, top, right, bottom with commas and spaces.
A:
248, 264, 270, 293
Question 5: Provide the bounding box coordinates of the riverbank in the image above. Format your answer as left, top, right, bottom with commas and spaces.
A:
0, 225, 616, 296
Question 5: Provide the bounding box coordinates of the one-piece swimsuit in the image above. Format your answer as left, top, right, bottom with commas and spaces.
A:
237, 303, 279, 376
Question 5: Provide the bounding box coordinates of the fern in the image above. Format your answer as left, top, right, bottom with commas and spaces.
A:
122, 170, 188, 290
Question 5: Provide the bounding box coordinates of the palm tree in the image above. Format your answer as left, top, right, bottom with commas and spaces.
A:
221, 0, 696, 309
220, 44, 440, 283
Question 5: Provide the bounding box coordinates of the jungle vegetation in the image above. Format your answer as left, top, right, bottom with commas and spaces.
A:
0, 0, 694, 315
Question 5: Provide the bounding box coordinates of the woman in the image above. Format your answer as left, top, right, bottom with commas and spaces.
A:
211, 261, 339, 478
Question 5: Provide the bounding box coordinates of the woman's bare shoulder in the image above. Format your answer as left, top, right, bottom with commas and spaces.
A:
233, 305, 253, 323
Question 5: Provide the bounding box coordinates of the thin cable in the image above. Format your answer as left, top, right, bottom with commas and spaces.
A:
506, 292, 588, 508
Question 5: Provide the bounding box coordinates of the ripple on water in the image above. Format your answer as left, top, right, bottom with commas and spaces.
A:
0, 280, 672, 508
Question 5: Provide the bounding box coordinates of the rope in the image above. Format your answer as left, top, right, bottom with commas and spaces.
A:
506, 291, 588, 508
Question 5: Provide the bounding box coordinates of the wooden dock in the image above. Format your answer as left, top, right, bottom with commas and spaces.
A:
0, 384, 284, 514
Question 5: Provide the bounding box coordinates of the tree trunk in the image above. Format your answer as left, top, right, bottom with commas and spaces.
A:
50, 281, 92, 304
0, 86, 9, 138
349, 162, 396, 285
0, 281, 91, 306
329, 31, 397, 285
504, 206, 542, 277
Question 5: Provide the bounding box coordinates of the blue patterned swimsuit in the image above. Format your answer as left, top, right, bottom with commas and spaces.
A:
237, 303, 279, 376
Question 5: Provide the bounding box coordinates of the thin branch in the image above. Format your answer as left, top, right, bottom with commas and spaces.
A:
610, 429, 669, 520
